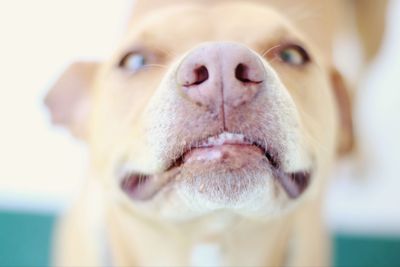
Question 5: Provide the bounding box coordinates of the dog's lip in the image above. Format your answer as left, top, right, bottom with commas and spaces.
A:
178, 132, 272, 166
120, 132, 311, 201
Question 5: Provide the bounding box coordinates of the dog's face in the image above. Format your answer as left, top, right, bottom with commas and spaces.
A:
46, 2, 352, 222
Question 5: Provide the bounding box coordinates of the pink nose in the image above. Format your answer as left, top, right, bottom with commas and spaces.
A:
176, 42, 265, 109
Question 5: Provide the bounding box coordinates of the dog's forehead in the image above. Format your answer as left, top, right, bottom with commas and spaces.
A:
128, 0, 335, 61
123, 3, 298, 52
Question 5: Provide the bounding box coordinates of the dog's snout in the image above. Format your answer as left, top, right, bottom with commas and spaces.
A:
176, 42, 266, 108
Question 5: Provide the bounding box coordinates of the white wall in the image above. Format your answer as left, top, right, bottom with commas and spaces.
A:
0, 0, 131, 212
325, 0, 400, 235
0, 0, 399, 234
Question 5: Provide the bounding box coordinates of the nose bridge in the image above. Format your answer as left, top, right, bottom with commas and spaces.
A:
176, 42, 266, 111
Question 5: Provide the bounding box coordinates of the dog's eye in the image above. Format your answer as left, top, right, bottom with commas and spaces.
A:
119, 52, 147, 72
279, 45, 310, 66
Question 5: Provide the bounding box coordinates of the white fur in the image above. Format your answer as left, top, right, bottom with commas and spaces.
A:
190, 243, 222, 267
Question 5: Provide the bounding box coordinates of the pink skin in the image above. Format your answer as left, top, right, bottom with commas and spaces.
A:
176, 42, 265, 113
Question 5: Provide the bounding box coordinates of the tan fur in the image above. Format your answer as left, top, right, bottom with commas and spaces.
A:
46, 1, 386, 266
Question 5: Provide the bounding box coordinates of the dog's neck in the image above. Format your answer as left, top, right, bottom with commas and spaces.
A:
105, 204, 293, 266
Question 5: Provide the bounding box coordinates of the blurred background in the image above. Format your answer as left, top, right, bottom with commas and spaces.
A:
0, 0, 399, 266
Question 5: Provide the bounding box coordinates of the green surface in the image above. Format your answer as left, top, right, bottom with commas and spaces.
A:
1, 210, 400, 267
334, 233, 400, 267
0, 211, 55, 267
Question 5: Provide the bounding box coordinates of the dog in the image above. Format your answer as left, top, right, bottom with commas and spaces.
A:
45, 0, 386, 266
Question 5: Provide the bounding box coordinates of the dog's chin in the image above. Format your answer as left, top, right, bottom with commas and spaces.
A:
175, 144, 270, 205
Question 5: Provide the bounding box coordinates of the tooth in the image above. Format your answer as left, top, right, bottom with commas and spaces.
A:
207, 137, 213, 145
215, 138, 224, 145
195, 132, 252, 148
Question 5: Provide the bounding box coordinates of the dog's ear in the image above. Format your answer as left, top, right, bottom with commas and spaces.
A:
330, 69, 355, 155
44, 62, 98, 140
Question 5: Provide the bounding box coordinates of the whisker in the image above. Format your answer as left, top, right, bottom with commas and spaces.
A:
261, 44, 282, 58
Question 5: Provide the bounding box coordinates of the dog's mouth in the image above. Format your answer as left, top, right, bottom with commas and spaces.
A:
120, 132, 311, 201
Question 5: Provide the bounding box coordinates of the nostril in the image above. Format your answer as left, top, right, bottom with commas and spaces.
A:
180, 65, 209, 87
235, 63, 262, 84
192, 65, 209, 85
235, 63, 251, 83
